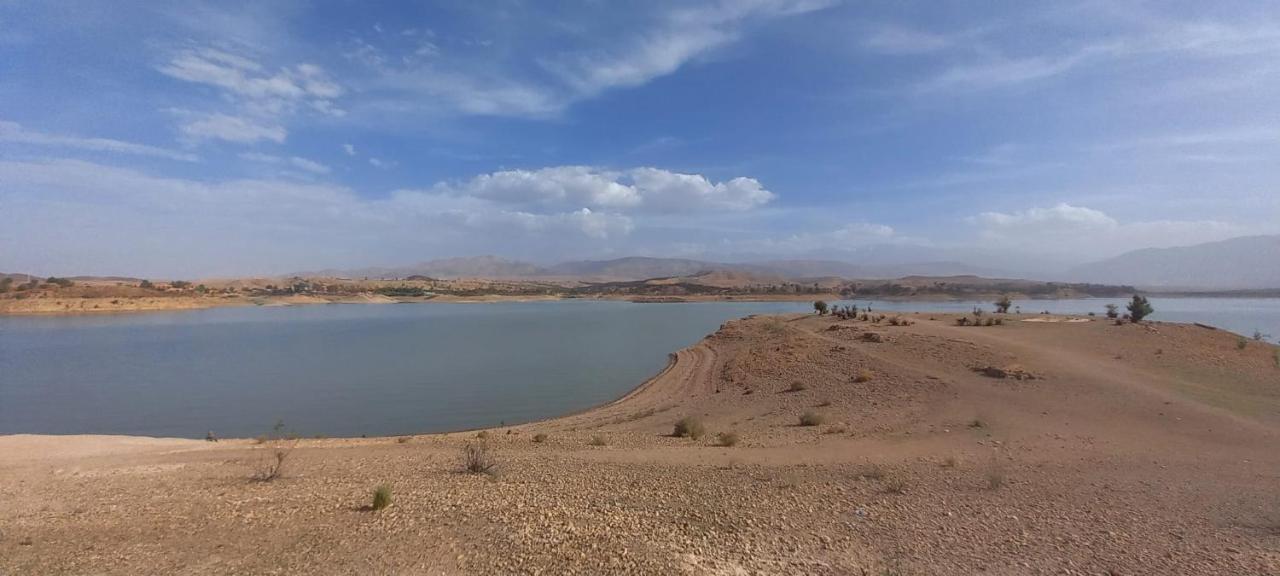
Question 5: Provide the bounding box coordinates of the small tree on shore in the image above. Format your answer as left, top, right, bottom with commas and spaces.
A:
1126, 295, 1154, 323
994, 295, 1013, 314
813, 300, 829, 315
1104, 303, 1119, 319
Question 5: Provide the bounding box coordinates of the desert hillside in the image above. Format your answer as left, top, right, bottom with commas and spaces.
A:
2, 313, 1278, 574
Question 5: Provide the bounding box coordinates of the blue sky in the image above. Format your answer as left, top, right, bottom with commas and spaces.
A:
2, 0, 1278, 277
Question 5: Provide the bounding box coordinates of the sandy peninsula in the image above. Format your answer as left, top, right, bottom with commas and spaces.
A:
2, 313, 1278, 574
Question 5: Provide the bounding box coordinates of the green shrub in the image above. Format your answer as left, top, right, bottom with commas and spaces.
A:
673, 417, 706, 440
371, 484, 392, 510
1126, 295, 1154, 322
813, 300, 828, 315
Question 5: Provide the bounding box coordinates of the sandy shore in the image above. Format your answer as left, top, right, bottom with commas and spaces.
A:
2, 313, 1279, 574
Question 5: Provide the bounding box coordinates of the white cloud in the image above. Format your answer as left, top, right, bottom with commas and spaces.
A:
860, 26, 951, 54
0, 120, 198, 162
368, 157, 395, 169
434, 166, 776, 214
239, 152, 331, 174
158, 47, 343, 144
343, 143, 356, 156
0, 159, 779, 275
972, 203, 1246, 258
178, 113, 286, 144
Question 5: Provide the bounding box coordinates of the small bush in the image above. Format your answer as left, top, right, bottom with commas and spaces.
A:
941, 454, 960, 468
589, 435, 607, 446
799, 411, 825, 426
956, 317, 971, 326
1237, 338, 1248, 351
251, 447, 291, 482
371, 484, 392, 511
788, 381, 807, 392
854, 370, 873, 383
673, 417, 706, 440
883, 476, 908, 494
396, 436, 410, 444
532, 433, 548, 443
463, 443, 497, 475
860, 465, 885, 480
813, 300, 829, 315
817, 399, 832, 407
476, 430, 490, 440
716, 432, 740, 447
1126, 294, 1154, 323
986, 455, 1007, 490
968, 418, 987, 429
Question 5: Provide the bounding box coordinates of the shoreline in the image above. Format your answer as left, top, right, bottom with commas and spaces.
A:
4, 290, 1279, 318
3, 312, 1279, 573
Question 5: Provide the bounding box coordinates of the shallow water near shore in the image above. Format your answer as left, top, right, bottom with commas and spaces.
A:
2, 297, 1277, 438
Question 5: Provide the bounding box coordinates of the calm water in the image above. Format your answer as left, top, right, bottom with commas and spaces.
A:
2, 298, 1276, 438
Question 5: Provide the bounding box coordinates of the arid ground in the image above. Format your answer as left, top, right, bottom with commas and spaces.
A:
2, 313, 1278, 574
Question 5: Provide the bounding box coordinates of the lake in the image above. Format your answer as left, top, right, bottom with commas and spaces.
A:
2, 298, 1277, 438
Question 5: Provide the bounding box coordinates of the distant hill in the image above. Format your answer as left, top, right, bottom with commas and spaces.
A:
1069, 235, 1280, 289
302, 255, 1018, 282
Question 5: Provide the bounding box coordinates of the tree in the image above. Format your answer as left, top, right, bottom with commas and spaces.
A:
994, 294, 1013, 314
171, 280, 192, 289
139, 279, 154, 289
0, 277, 12, 293
1126, 295, 1153, 323
1104, 303, 1119, 319
813, 300, 829, 315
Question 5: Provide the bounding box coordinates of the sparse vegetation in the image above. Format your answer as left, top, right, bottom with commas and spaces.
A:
941, 454, 960, 468
532, 433, 548, 443
854, 370, 873, 383
371, 484, 392, 511
673, 417, 706, 440
1105, 303, 1119, 319
251, 447, 291, 482
716, 432, 740, 447
956, 317, 971, 326
994, 294, 1013, 314
1237, 337, 1249, 351
1253, 330, 1271, 342
860, 465, 885, 480
589, 435, 607, 446
986, 454, 1007, 490
1126, 294, 1154, 323
883, 475, 908, 494
813, 300, 829, 315
799, 411, 825, 426
968, 417, 987, 429
476, 430, 490, 439
788, 381, 807, 392
463, 442, 497, 475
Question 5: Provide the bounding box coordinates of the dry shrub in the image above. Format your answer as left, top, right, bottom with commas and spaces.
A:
883, 475, 908, 494
371, 484, 392, 511
986, 454, 1007, 490
532, 433, 548, 443
589, 435, 607, 446
941, 454, 960, 468
716, 432, 740, 447
463, 442, 497, 475
799, 411, 825, 426
476, 430, 490, 440
673, 417, 706, 440
788, 381, 807, 392
854, 370, 874, 383
251, 446, 292, 482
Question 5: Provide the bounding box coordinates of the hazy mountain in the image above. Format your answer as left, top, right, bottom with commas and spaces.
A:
544, 257, 724, 279
1069, 235, 1280, 289
302, 256, 548, 279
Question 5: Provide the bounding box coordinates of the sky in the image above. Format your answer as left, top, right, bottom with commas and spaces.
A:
2, 0, 1279, 278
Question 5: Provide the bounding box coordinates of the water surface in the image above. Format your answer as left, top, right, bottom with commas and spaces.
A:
2, 298, 1275, 438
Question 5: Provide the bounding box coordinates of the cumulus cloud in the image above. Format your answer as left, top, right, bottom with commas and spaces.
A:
343, 143, 357, 156
434, 166, 775, 214
0, 160, 769, 276
0, 120, 198, 162
973, 203, 1246, 258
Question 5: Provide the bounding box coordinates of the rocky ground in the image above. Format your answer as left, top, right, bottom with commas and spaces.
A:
2, 313, 1278, 574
